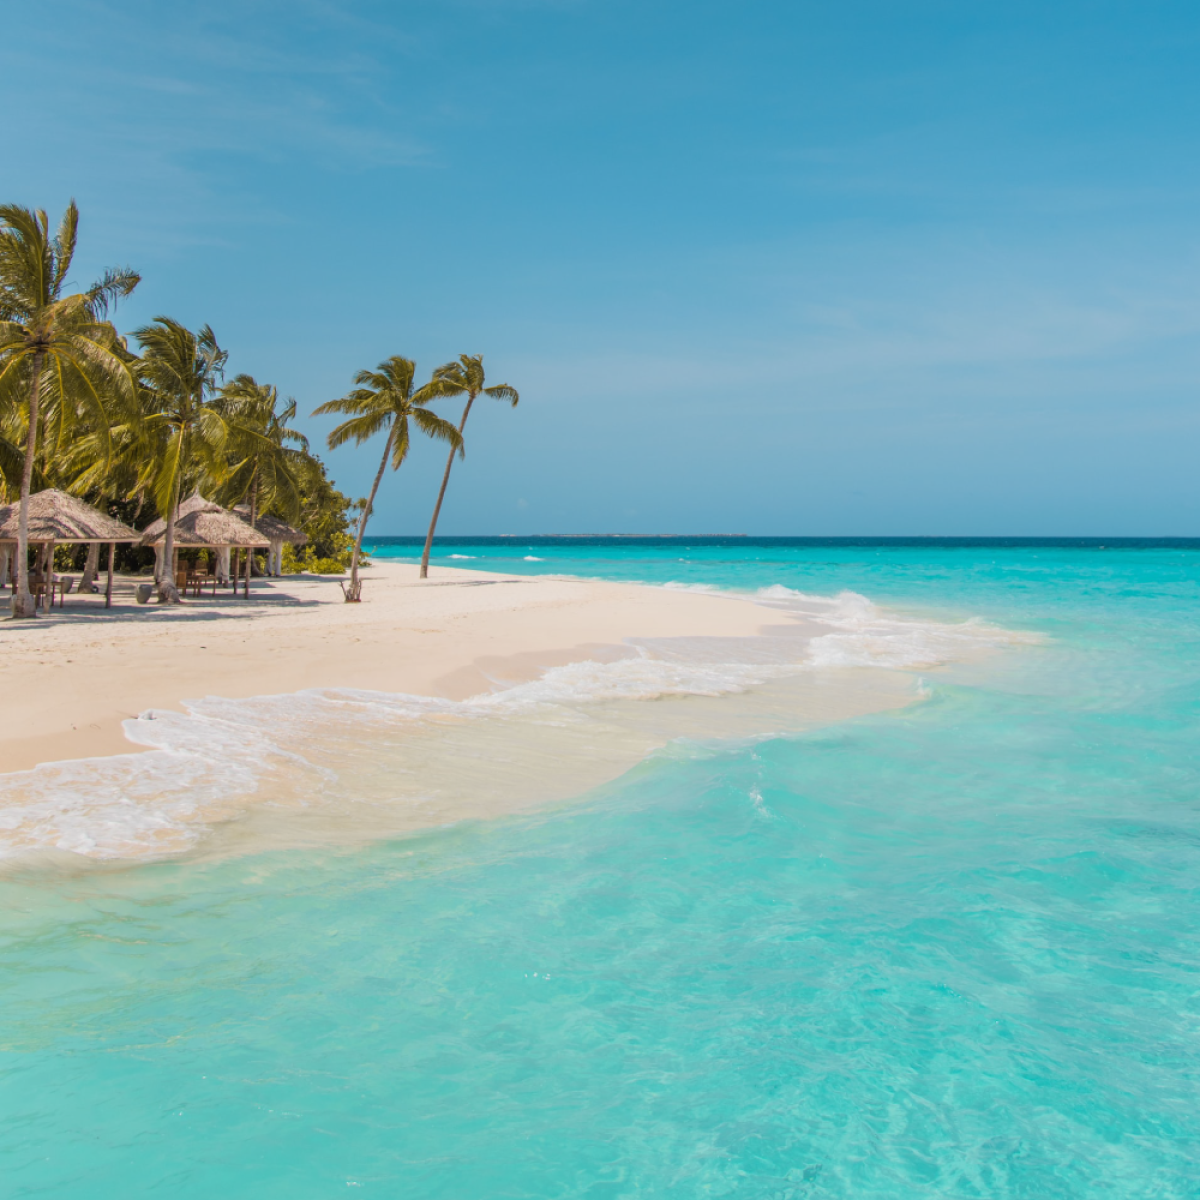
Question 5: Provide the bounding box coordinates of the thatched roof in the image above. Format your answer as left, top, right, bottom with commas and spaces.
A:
138, 490, 212, 538
139, 492, 270, 549
232, 505, 308, 545
0, 489, 140, 544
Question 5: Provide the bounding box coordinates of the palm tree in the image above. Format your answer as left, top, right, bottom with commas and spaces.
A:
216, 375, 309, 520
53, 335, 147, 592
134, 318, 228, 602
214, 375, 310, 589
418, 354, 518, 579
313, 355, 462, 602
0, 202, 139, 617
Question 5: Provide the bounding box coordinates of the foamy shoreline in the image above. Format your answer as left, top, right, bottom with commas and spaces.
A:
0, 562, 1033, 863
0, 562, 798, 774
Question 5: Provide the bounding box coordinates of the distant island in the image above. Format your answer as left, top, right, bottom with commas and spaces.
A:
496, 533, 749, 539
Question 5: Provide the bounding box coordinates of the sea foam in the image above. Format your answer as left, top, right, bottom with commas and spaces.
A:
0, 586, 1034, 863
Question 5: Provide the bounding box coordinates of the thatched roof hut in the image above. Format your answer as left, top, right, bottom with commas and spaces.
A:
0, 489, 139, 544
0, 490, 140, 609
232, 506, 308, 546
139, 492, 269, 549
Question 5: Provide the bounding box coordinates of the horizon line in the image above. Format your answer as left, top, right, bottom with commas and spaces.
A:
361, 533, 1200, 542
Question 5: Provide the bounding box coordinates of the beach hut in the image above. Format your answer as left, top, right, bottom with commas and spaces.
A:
139, 492, 270, 598
232, 505, 307, 576
0, 488, 141, 610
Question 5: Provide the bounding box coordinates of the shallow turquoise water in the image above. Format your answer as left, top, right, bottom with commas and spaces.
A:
3, 542, 1199, 1197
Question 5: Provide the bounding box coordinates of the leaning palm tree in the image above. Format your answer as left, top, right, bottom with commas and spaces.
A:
418, 354, 517, 579
134, 318, 228, 602
313, 355, 462, 602
0, 201, 139, 616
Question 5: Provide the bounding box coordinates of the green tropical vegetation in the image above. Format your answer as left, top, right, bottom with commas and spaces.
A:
0, 201, 518, 615
0, 202, 139, 615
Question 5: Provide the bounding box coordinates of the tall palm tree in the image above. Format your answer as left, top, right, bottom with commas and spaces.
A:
313, 355, 462, 602
418, 354, 518, 579
0, 201, 139, 616
134, 317, 228, 602
52, 334, 147, 592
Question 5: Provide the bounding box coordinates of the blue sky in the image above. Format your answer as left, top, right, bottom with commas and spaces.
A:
4, 0, 1198, 534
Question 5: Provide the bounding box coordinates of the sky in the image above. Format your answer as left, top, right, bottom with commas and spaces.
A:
3, 0, 1198, 535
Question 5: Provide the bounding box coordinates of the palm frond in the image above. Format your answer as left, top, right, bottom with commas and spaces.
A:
51, 201, 79, 296
86, 266, 140, 318
154, 430, 185, 515
0, 205, 54, 314
325, 410, 392, 449
484, 383, 519, 407
414, 374, 466, 403
412, 407, 466, 457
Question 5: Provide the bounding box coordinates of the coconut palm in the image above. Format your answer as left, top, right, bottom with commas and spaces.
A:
313, 355, 462, 602
216, 376, 309, 515
0, 201, 139, 616
134, 317, 229, 602
214, 375, 310, 588
418, 354, 517, 579
50, 334, 148, 590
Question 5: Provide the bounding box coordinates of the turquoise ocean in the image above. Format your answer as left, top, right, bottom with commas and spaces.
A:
2, 538, 1198, 1197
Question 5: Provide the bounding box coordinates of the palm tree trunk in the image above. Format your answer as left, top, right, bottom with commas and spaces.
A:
157, 472, 182, 603
346, 427, 394, 603
245, 475, 258, 598
12, 351, 44, 618
419, 395, 474, 579
79, 541, 101, 593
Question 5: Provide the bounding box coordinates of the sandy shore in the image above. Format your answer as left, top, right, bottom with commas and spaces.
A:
0, 562, 805, 774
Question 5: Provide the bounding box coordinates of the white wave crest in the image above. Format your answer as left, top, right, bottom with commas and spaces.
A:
0, 582, 1036, 863
752, 585, 1036, 670
0, 650, 785, 863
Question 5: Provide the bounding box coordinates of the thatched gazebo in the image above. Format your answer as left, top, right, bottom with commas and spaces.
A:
139, 492, 270, 597
232, 505, 307, 576
0, 489, 140, 610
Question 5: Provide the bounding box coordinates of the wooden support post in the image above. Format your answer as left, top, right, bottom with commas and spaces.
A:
106, 542, 115, 609
46, 539, 55, 613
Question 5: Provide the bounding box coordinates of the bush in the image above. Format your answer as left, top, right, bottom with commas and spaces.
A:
281, 543, 367, 575
305, 555, 350, 575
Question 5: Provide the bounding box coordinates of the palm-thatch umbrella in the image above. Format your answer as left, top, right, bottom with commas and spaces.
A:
0, 488, 140, 610
232, 505, 307, 576
139, 492, 270, 598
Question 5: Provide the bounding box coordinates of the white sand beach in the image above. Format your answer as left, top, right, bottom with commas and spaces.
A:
1, 561, 1012, 863
1, 562, 819, 774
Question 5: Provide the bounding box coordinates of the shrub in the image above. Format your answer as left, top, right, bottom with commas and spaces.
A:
281, 544, 367, 575
305, 555, 350, 575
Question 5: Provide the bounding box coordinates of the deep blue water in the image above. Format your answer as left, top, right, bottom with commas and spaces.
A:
2, 540, 1199, 1197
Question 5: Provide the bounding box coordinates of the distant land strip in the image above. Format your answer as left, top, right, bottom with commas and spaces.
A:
495, 533, 749, 539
